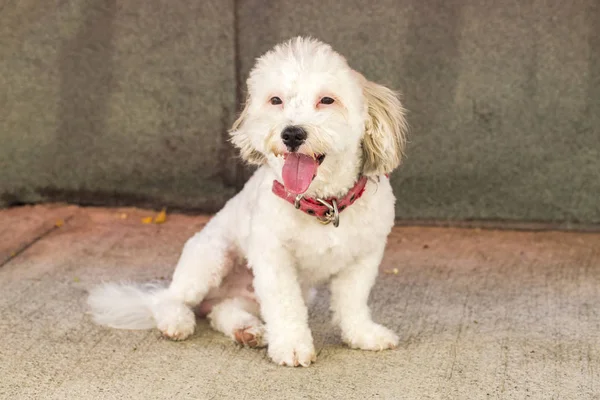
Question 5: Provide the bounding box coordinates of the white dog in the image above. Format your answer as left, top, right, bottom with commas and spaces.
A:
88, 37, 408, 367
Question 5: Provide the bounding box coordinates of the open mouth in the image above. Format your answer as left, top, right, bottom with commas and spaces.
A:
281, 152, 326, 194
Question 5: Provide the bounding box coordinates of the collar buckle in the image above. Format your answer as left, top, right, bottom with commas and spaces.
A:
316, 198, 339, 227
294, 194, 303, 209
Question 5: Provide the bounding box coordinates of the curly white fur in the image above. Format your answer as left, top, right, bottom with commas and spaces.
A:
88, 37, 408, 367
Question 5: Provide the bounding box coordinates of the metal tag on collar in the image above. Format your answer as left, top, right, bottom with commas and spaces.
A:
316, 198, 340, 227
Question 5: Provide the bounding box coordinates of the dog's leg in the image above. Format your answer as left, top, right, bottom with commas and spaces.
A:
248, 245, 315, 367
153, 212, 236, 341
207, 297, 267, 348
330, 247, 399, 351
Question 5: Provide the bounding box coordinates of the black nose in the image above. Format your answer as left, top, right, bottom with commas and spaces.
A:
281, 126, 307, 151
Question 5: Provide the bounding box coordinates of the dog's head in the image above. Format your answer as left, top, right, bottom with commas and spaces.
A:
230, 37, 407, 195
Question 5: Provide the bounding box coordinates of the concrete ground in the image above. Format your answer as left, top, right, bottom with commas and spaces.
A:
1, 205, 599, 400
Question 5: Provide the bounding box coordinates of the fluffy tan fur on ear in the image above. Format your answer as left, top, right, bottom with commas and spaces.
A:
361, 79, 408, 176
229, 97, 266, 165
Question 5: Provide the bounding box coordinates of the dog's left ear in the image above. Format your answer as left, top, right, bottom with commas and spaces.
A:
359, 76, 408, 176
229, 96, 266, 165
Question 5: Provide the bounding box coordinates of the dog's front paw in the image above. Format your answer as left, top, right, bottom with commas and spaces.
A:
343, 323, 399, 351
268, 332, 316, 367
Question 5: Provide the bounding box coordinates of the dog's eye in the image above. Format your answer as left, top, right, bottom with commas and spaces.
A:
319, 97, 335, 105
270, 96, 283, 105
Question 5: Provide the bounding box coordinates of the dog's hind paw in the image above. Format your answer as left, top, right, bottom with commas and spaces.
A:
234, 325, 267, 348
156, 302, 196, 341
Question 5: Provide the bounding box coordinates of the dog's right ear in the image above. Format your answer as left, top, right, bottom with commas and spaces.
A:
229, 96, 266, 165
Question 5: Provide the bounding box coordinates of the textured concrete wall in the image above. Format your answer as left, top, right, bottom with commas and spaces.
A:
1, 0, 239, 212
2, 1, 599, 223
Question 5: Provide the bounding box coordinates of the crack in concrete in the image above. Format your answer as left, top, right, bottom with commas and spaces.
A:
0, 215, 74, 268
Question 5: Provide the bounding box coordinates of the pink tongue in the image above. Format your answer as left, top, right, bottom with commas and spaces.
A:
282, 153, 318, 194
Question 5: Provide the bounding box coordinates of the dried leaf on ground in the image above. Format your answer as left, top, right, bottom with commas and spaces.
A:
154, 208, 167, 224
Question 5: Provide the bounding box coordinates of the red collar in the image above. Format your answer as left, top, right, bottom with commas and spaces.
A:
272, 176, 369, 227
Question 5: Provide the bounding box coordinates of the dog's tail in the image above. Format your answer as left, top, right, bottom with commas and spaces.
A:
87, 282, 166, 329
